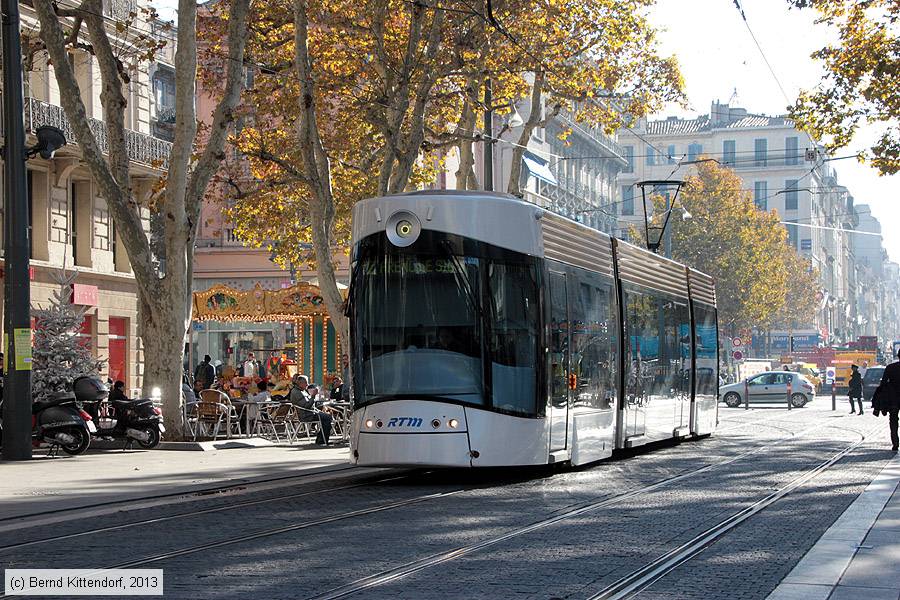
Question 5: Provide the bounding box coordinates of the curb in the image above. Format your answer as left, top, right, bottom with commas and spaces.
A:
88, 437, 276, 451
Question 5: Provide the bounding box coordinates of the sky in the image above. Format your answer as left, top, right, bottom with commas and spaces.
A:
649, 0, 900, 263
153, 0, 899, 262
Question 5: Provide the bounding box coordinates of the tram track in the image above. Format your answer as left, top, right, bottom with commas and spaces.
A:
0, 471, 414, 552
1, 406, 800, 551
302, 419, 853, 600
0, 463, 374, 529
582, 422, 881, 600
0, 411, 844, 600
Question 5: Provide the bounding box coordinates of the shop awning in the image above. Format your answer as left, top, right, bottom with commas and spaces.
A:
522, 151, 558, 186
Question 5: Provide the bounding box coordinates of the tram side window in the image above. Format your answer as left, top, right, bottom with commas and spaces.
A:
693, 303, 718, 400
488, 262, 539, 415
570, 275, 618, 409
623, 285, 690, 403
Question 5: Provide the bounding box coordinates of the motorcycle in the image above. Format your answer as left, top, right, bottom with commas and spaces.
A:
0, 390, 95, 455
76, 377, 164, 449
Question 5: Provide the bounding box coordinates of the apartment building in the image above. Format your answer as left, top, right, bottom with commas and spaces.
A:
0, 0, 172, 392
440, 103, 628, 235
618, 100, 853, 343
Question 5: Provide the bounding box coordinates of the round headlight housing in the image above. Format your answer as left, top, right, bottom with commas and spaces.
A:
386, 211, 421, 247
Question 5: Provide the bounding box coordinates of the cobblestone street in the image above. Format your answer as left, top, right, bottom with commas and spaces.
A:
2, 401, 897, 600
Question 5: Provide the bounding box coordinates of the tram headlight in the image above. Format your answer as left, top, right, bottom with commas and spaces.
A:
365, 419, 374, 429
386, 211, 421, 247
396, 220, 414, 237
431, 419, 441, 429
448, 418, 459, 429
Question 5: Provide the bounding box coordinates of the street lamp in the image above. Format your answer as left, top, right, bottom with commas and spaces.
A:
0, 0, 67, 460
635, 179, 685, 257
27, 126, 67, 160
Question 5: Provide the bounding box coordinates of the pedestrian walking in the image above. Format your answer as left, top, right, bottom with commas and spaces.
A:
194, 355, 215, 390
848, 364, 863, 415
860, 361, 869, 380
872, 349, 900, 452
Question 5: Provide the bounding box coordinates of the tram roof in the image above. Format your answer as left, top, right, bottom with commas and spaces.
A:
352, 191, 715, 303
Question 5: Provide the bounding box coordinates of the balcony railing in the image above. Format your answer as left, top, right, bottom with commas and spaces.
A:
24, 97, 172, 168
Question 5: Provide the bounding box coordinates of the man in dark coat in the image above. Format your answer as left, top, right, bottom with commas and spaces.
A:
848, 365, 864, 415
288, 374, 332, 446
873, 349, 900, 451
194, 355, 215, 390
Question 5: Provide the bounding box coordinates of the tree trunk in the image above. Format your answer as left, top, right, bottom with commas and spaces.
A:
507, 71, 546, 198
140, 298, 186, 435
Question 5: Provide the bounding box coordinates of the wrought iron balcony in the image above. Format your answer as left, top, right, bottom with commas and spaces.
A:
24, 97, 172, 168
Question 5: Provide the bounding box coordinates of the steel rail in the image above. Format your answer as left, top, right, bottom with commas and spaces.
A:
305, 420, 839, 600
0, 464, 366, 525
0, 472, 414, 553
585, 423, 879, 600
0, 489, 469, 600
0, 414, 850, 600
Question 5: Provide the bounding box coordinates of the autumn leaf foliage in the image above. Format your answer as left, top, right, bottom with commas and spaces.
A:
204, 0, 684, 281
644, 160, 818, 333
790, 0, 900, 174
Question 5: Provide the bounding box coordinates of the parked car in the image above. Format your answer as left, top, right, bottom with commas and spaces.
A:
863, 366, 886, 403
720, 371, 816, 408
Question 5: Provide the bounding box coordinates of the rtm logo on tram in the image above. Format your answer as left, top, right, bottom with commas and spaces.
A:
387, 417, 423, 427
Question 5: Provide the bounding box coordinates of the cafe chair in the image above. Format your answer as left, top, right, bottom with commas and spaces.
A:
200, 389, 242, 437
192, 401, 228, 440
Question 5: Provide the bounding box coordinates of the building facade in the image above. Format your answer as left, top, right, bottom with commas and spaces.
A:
0, 1, 171, 394
440, 101, 628, 235
617, 101, 855, 344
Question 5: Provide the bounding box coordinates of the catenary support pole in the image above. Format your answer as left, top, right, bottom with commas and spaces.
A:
483, 79, 493, 192
1, 0, 33, 460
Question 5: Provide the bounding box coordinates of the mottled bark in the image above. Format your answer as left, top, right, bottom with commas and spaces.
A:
293, 0, 348, 346
34, 0, 251, 437
507, 71, 545, 198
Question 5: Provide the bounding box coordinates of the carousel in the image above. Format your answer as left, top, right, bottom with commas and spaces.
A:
190, 282, 345, 393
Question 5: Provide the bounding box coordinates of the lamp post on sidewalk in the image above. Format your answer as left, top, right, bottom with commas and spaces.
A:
2, 0, 67, 460
2, 0, 33, 460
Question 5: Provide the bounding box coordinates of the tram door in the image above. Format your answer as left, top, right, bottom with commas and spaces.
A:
549, 272, 570, 453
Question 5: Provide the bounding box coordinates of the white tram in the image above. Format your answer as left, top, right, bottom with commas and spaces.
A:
347, 191, 719, 468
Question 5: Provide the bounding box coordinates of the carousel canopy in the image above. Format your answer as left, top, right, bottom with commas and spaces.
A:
192, 282, 343, 322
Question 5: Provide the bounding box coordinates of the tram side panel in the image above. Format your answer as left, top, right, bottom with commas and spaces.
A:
540, 217, 620, 466
690, 301, 719, 436
614, 241, 693, 449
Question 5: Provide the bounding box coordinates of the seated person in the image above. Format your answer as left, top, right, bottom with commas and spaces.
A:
109, 380, 128, 402
330, 377, 345, 402
252, 380, 271, 402
308, 385, 321, 407
288, 375, 333, 446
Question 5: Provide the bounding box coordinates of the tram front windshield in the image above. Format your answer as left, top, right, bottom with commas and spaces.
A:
353, 232, 540, 416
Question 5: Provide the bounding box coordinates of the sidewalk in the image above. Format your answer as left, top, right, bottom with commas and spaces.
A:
0, 443, 360, 522
767, 452, 900, 600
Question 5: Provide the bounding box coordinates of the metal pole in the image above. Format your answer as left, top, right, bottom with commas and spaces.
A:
831, 381, 836, 411
744, 379, 749, 410
787, 378, 792, 410
664, 194, 672, 258
1, 0, 33, 460
483, 78, 493, 192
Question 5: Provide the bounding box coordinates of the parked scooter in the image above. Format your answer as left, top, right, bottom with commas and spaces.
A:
0, 390, 95, 455
77, 377, 164, 449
